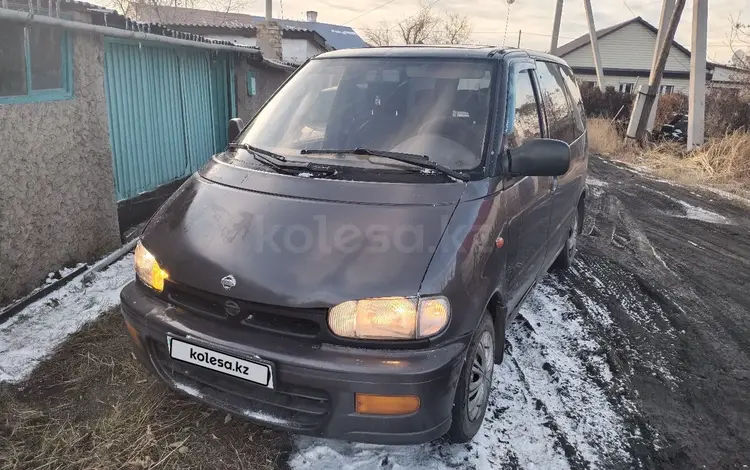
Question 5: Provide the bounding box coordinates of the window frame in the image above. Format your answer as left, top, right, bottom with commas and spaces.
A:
0, 22, 74, 105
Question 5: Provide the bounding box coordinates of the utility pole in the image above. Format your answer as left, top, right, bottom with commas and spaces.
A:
688, 0, 708, 149
646, 0, 676, 131
628, 0, 686, 141
550, 0, 564, 54
582, 0, 605, 89
265, 0, 272, 20
517, 30, 522, 48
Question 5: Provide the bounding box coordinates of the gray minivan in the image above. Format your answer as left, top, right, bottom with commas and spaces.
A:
121, 45, 588, 444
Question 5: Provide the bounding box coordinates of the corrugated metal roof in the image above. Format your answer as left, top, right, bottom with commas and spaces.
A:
1, 0, 261, 54
129, 2, 368, 50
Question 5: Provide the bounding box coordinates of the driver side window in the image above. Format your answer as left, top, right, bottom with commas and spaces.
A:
505, 69, 543, 150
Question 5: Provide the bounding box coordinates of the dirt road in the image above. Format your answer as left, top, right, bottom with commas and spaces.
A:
2, 156, 748, 469
574, 157, 750, 468
292, 157, 750, 469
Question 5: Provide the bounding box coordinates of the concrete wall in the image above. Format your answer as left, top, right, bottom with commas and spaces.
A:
234, 59, 292, 123
0, 29, 121, 304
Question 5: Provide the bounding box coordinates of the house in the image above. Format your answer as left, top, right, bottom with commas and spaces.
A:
127, 4, 368, 65
0, 0, 293, 304
556, 16, 712, 95
710, 63, 750, 89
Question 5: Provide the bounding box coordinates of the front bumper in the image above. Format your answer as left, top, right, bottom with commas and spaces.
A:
120, 281, 469, 444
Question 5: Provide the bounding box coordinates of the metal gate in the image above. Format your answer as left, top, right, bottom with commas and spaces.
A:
104, 38, 233, 201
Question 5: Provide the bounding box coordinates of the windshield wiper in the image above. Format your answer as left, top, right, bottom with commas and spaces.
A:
253, 152, 335, 176
227, 142, 334, 176
300, 147, 469, 182
227, 142, 288, 162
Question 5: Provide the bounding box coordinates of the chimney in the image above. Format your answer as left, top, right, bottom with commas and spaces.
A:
306, 10, 317, 23
257, 21, 283, 62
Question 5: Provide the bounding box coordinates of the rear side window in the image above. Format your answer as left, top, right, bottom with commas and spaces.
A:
559, 65, 586, 135
535, 61, 578, 143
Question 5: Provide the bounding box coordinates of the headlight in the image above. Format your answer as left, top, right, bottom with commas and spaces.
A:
328, 296, 449, 340
134, 241, 169, 292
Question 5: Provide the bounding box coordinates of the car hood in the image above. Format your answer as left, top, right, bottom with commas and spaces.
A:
140, 159, 466, 308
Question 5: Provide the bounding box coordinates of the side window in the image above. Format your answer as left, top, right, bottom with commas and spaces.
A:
535, 61, 577, 144
0, 22, 72, 103
504, 68, 542, 151
559, 65, 586, 136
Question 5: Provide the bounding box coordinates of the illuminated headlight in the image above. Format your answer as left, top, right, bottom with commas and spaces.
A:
134, 241, 169, 293
328, 296, 450, 340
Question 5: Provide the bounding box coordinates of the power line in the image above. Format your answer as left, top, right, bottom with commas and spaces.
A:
342, 0, 398, 26
347, 0, 444, 31
621, 0, 636, 18
472, 30, 575, 40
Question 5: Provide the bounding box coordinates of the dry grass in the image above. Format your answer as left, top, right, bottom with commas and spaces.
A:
0, 310, 289, 470
587, 118, 750, 198
587, 118, 627, 155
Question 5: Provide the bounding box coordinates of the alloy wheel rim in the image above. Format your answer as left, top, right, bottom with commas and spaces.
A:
467, 331, 494, 421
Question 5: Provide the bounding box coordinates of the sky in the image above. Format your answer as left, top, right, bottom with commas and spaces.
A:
230, 0, 749, 64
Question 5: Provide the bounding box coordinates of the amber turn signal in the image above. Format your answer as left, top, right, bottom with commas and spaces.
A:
355, 394, 421, 415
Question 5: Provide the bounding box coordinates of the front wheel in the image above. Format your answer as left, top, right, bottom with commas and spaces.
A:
446, 312, 495, 443
554, 200, 584, 270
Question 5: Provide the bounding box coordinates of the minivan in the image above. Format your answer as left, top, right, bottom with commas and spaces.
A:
121, 45, 588, 444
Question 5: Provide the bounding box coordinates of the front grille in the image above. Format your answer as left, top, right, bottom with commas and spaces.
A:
149, 340, 330, 431
164, 282, 326, 340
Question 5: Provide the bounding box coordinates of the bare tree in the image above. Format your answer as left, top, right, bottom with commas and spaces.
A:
397, 4, 440, 44
364, 21, 395, 46
363, 3, 473, 46
434, 11, 473, 45
111, 0, 246, 23
728, 14, 750, 69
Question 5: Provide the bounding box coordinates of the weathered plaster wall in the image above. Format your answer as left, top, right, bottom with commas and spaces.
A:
234, 59, 291, 123
0, 30, 121, 304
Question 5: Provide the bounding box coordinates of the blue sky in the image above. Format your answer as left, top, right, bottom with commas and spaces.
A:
244, 0, 746, 63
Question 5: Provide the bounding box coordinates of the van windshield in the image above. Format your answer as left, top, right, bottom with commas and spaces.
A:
238, 58, 495, 171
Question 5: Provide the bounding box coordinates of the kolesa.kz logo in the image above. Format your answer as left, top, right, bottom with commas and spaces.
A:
189, 347, 249, 375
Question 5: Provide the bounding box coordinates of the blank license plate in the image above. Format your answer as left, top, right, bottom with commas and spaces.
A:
169, 337, 273, 388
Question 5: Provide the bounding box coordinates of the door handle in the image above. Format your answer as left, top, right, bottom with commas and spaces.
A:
551, 176, 559, 193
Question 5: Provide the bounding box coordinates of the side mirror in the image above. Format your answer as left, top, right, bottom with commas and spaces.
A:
228, 118, 244, 143
508, 138, 570, 177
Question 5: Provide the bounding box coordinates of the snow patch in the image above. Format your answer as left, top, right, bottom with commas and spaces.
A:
174, 381, 204, 399
0, 254, 134, 383
288, 283, 632, 470
297, 172, 313, 178
587, 177, 608, 187
242, 409, 292, 427
675, 199, 731, 225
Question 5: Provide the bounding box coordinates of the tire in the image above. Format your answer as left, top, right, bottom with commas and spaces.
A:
446, 312, 495, 443
554, 200, 584, 270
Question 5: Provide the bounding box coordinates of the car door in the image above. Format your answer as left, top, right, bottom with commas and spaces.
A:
535, 61, 587, 267
501, 59, 554, 312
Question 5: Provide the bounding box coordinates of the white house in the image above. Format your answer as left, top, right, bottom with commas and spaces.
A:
556, 17, 710, 94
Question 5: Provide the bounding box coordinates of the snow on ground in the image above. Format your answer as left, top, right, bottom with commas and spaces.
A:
673, 199, 732, 225
0, 254, 133, 383
586, 177, 608, 187
289, 282, 632, 470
